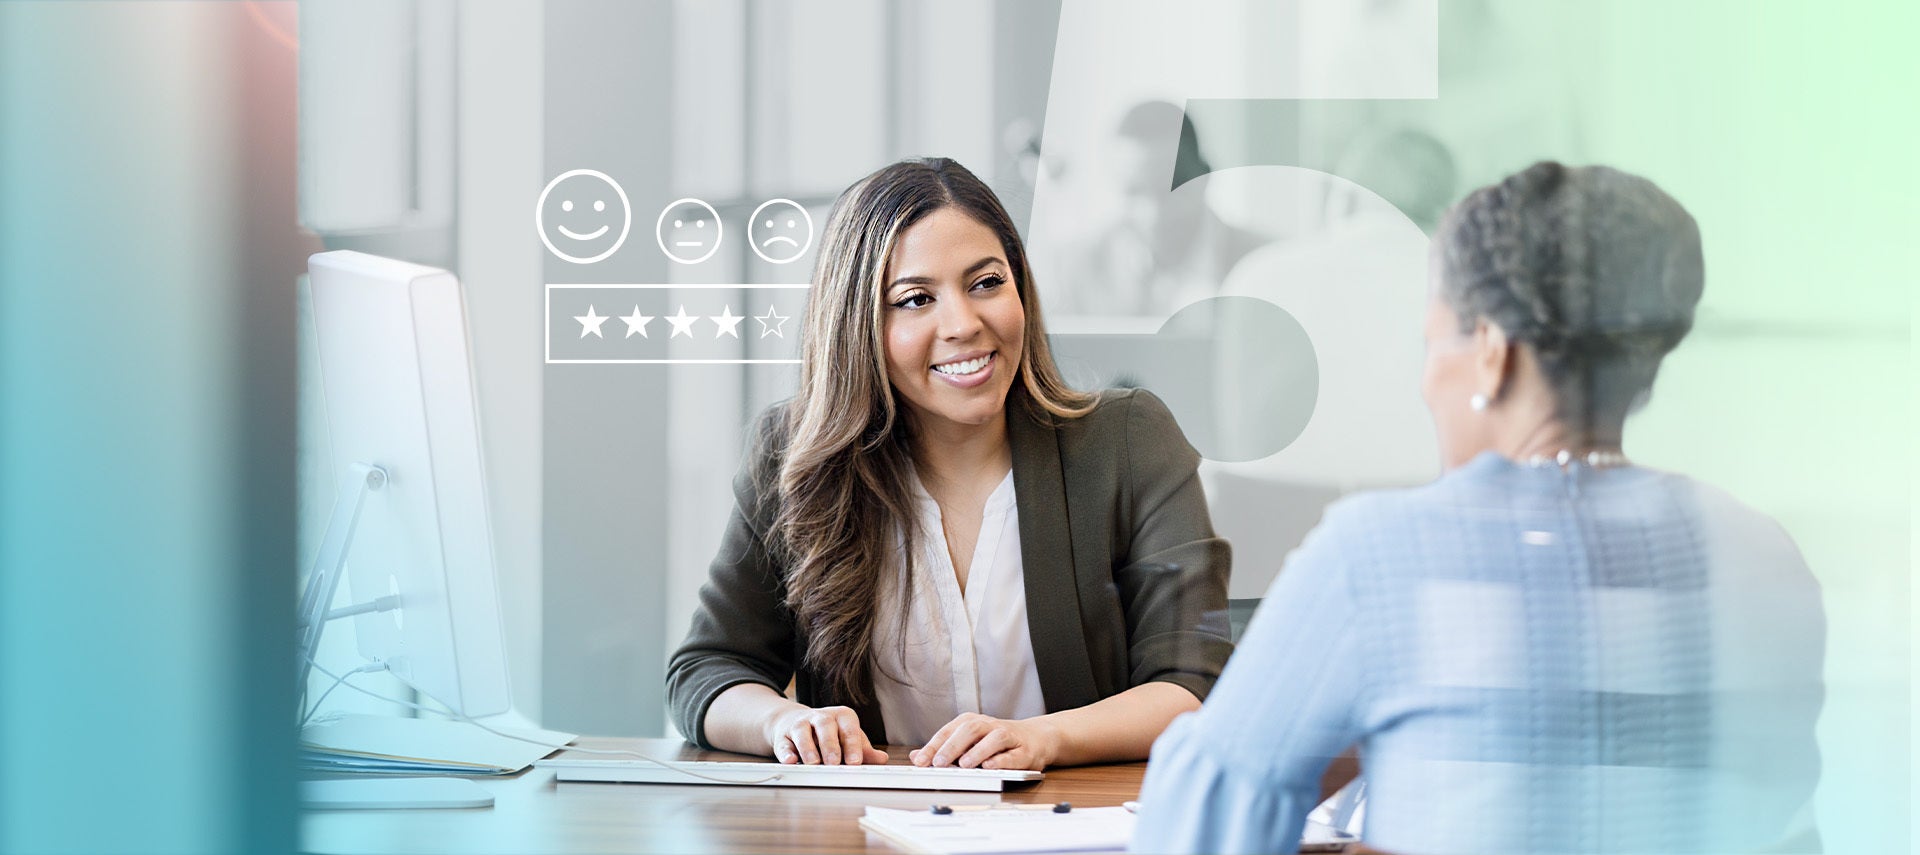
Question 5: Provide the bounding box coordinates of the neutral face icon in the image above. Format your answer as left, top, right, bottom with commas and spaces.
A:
535, 169, 631, 264
655, 198, 723, 264
748, 198, 814, 264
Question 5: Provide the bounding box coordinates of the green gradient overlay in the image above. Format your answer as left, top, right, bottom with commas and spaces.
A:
1548, 7, 1912, 851
1610, 4, 1914, 849
1192, 2, 1914, 849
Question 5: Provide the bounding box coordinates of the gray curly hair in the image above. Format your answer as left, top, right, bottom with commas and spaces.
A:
1436, 162, 1704, 433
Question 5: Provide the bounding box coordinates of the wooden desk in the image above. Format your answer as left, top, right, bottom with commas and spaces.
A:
301, 737, 1152, 854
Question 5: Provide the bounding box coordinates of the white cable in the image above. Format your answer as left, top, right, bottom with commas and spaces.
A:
303, 656, 784, 785
299, 661, 387, 728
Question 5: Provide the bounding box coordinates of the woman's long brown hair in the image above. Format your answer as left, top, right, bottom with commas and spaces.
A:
773, 158, 1094, 704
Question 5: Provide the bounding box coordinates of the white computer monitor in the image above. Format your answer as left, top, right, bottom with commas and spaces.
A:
305, 250, 512, 718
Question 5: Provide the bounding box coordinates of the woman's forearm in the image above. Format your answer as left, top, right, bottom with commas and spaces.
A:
1037, 680, 1201, 767
701, 683, 805, 756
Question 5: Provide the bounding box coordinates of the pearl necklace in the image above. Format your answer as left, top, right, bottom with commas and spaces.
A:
1525, 449, 1630, 469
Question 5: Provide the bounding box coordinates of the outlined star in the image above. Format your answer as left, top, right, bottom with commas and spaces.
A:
619, 305, 654, 338
711, 304, 744, 339
665, 305, 700, 339
574, 304, 608, 338
754, 304, 789, 338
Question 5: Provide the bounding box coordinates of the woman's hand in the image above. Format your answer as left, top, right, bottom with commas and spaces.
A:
910, 713, 1063, 771
763, 705, 889, 765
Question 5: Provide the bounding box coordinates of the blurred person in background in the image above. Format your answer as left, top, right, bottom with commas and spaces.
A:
1051, 101, 1270, 317
1132, 162, 1825, 854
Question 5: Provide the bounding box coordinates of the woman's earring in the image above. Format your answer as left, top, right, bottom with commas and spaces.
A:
1469, 393, 1489, 412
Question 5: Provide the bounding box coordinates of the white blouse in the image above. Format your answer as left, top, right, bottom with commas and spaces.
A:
870, 470, 1047, 746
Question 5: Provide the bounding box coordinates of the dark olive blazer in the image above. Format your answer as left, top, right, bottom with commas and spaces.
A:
665, 388, 1234, 748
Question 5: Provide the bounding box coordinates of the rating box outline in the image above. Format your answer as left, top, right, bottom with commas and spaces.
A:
545, 283, 809, 365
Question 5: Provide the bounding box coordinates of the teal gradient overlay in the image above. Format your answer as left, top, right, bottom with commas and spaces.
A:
1543, 6, 1914, 851
1, 3, 299, 852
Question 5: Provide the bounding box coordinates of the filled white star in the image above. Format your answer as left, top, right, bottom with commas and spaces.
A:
665, 305, 700, 339
620, 305, 654, 338
711, 304, 744, 339
574, 304, 609, 338
754, 304, 789, 339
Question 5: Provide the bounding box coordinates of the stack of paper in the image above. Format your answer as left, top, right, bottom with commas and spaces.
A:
301, 714, 576, 776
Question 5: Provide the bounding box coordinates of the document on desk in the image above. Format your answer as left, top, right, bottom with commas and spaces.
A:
857, 805, 1357, 854
858, 805, 1133, 854
301, 714, 577, 775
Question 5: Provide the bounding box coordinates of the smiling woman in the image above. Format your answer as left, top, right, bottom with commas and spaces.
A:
666, 158, 1235, 772
882, 208, 1029, 433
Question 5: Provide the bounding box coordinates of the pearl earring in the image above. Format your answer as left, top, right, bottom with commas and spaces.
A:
1469, 393, 1489, 412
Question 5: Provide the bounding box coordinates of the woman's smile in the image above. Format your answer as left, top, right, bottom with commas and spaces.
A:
883, 207, 1026, 431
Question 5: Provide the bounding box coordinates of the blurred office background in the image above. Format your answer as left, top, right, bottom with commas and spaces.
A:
2, 1, 1912, 852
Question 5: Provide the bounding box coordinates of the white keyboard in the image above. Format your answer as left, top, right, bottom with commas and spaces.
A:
537, 757, 1043, 792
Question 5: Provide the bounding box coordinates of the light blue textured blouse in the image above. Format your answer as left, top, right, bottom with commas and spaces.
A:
1132, 452, 1825, 855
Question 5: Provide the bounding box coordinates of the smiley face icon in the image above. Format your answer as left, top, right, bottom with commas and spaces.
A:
535, 169, 632, 264
655, 198, 723, 265
748, 198, 814, 264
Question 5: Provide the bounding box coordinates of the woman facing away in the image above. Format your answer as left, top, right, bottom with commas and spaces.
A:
666, 158, 1234, 771
1132, 162, 1826, 854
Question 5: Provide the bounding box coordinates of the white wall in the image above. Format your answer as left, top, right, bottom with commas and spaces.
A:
458, 0, 547, 725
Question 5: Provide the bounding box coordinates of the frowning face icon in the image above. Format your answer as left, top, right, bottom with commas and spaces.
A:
748, 198, 814, 264
536, 169, 631, 264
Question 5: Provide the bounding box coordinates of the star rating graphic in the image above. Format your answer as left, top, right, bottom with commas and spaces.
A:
665, 305, 700, 339
712, 305, 744, 339
620, 305, 654, 338
547, 283, 807, 364
574, 304, 609, 338
755, 304, 789, 338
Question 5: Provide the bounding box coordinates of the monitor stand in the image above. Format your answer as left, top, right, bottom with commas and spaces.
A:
301, 778, 494, 810
296, 463, 391, 699
296, 465, 495, 812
